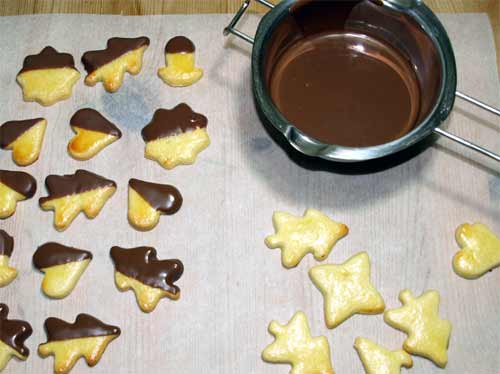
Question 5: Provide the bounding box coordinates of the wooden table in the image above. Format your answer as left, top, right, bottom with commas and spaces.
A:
0, 0, 499, 75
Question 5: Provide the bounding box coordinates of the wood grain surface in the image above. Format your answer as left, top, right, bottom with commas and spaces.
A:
1, 0, 499, 76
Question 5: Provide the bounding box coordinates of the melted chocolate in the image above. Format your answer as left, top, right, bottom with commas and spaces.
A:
39, 170, 116, 204
141, 103, 207, 142
70, 109, 122, 137
18, 46, 77, 74
0, 118, 44, 148
44, 314, 120, 342
129, 179, 182, 214
33, 242, 92, 269
263, 0, 441, 147
0, 170, 37, 198
0, 230, 14, 257
82, 37, 150, 74
165, 36, 195, 54
0, 304, 32, 356
110, 246, 183, 295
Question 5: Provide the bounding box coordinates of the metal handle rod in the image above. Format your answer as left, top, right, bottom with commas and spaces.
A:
434, 127, 500, 162
456, 91, 500, 117
223, 0, 274, 44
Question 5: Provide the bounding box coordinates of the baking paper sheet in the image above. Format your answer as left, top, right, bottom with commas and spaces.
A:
0, 12, 499, 374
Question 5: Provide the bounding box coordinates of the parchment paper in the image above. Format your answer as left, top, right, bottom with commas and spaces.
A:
0, 12, 499, 374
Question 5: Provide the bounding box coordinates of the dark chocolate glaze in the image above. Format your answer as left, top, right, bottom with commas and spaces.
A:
33, 242, 92, 270
0, 304, 32, 356
110, 246, 183, 295
18, 46, 77, 74
129, 179, 182, 214
82, 37, 150, 74
165, 36, 195, 54
263, 0, 441, 147
0, 170, 37, 198
0, 118, 44, 148
70, 109, 122, 137
43, 314, 120, 342
39, 170, 116, 204
0, 230, 14, 257
141, 103, 207, 142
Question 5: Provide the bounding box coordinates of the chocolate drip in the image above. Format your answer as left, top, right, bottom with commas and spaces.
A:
129, 179, 182, 214
82, 37, 150, 74
33, 242, 92, 269
110, 246, 183, 295
44, 314, 120, 342
165, 36, 195, 54
39, 170, 116, 204
70, 109, 122, 137
0, 118, 44, 148
0, 230, 14, 257
141, 103, 207, 142
0, 304, 32, 356
0, 170, 37, 198
18, 46, 77, 74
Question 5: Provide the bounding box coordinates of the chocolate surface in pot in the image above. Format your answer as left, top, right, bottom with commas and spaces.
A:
263, 0, 441, 147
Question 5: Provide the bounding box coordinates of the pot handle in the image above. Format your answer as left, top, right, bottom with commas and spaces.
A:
223, 0, 275, 44
434, 91, 500, 162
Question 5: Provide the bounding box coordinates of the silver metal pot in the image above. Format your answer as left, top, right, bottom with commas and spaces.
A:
224, 0, 500, 163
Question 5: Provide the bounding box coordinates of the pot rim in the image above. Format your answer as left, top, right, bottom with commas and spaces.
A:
251, 0, 458, 162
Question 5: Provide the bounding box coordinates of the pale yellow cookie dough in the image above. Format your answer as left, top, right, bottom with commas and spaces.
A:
265, 208, 348, 268
262, 311, 335, 374
354, 337, 412, 374
453, 222, 500, 279
384, 289, 452, 368
309, 252, 385, 328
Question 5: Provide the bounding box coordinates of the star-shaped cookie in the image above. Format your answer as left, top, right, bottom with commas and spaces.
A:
354, 337, 412, 374
453, 223, 500, 279
265, 208, 348, 268
262, 311, 334, 374
309, 252, 385, 328
384, 289, 452, 368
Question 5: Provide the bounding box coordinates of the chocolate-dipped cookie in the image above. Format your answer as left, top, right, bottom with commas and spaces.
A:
0, 118, 47, 166
128, 178, 182, 231
158, 36, 203, 87
68, 109, 122, 160
110, 246, 183, 313
0, 170, 37, 219
142, 103, 210, 170
38, 314, 120, 374
39, 170, 116, 231
33, 242, 93, 299
0, 304, 33, 371
0, 230, 17, 287
82, 37, 150, 93
16, 46, 80, 106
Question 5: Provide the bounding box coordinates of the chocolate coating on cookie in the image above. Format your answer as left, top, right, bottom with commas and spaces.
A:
70, 109, 122, 137
0, 231, 14, 257
165, 36, 195, 54
0, 170, 37, 198
18, 46, 77, 74
0, 304, 33, 356
0, 118, 44, 148
141, 103, 207, 141
129, 179, 182, 214
39, 170, 116, 204
82, 37, 150, 74
110, 246, 183, 295
44, 314, 120, 342
33, 242, 92, 269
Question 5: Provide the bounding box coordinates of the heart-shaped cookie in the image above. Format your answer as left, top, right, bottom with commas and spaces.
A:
0, 118, 47, 166
68, 109, 121, 160
33, 242, 92, 299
